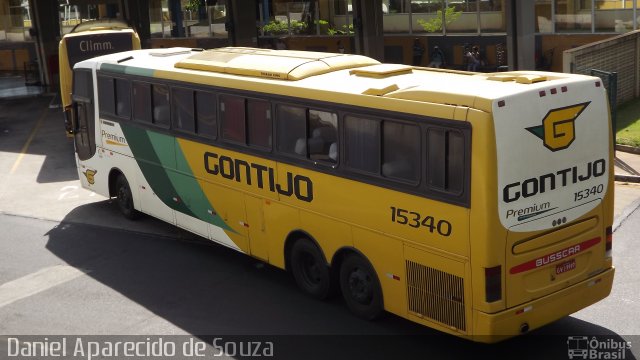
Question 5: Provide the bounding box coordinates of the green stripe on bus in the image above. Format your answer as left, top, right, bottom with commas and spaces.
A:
120, 124, 233, 232
174, 142, 234, 232
100, 63, 155, 77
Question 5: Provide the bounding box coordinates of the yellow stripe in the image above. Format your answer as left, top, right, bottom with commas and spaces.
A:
9, 107, 48, 174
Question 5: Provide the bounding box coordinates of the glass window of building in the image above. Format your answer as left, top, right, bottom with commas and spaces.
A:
480, 0, 506, 32
595, 0, 634, 32
445, 0, 478, 34
535, 0, 554, 32
555, 0, 592, 32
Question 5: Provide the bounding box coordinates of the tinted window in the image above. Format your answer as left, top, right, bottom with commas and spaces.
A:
308, 110, 338, 163
72, 70, 92, 100
247, 99, 271, 149
172, 87, 195, 133
382, 122, 420, 182
220, 95, 246, 143
196, 91, 217, 138
132, 82, 151, 123
97, 76, 114, 115
276, 105, 306, 156
428, 129, 465, 194
345, 116, 380, 173
115, 78, 131, 118
152, 84, 170, 127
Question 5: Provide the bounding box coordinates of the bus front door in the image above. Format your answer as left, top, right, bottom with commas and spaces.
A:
72, 70, 95, 161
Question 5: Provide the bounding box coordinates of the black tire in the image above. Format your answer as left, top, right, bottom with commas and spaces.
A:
339, 253, 384, 320
290, 238, 332, 300
115, 174, 140, 220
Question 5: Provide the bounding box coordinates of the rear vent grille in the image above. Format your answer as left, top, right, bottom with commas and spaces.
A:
406, 260, 466, 331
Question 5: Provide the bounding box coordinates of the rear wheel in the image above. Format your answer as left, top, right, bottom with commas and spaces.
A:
115, 174, 139, 220
290, 238, 332, 300
339, 253, 383, 320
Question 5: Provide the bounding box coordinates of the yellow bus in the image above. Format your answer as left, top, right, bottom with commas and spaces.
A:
70, 47, 614, 342
59, 19, 140, 134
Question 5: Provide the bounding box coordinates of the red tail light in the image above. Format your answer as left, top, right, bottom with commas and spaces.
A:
485, 265, 502, 302
605, 226, 612, 257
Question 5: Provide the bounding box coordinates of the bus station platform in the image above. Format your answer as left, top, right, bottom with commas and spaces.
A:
0, 93, 639, 238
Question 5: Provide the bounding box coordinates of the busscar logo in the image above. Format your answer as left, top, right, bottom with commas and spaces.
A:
526, 102, 590, 151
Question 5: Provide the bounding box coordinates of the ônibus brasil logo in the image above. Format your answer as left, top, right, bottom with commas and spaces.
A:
526, 102, 590, 152
567, 336, 632, 359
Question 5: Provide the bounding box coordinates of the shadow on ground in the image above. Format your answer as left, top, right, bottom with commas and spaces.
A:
42, 202, 636, 360
0, 96, 77, 183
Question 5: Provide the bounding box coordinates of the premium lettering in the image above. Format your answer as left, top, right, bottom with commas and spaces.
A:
204, 151, 313, 202
503, 158, 606, 203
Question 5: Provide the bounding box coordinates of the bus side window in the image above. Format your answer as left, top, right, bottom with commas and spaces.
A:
247, 99, 272, 149
132, 82, 151, 123
98, 76, 115, 116
382, 122, 420, 182
427, 129, 464, 194
152, 84, 170, 128
276, 105, 306, 157
220, 95, 246, 143
308, 110, 338, 163
344, 115, 380, 174
196, 91, 216, 139
115, 78, 131, 119
172, 87, 195, 133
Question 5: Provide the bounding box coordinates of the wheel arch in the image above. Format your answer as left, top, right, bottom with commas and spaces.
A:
330, 246, 371, 282
108, 167, 125, 197
283, 229, 329, 272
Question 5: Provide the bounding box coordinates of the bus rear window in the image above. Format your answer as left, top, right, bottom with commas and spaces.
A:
427, 128, 465, 195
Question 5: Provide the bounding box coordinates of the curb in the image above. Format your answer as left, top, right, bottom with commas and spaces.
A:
616, 144, 640, 155
615, 174, 640, 183
615, 144, 640, 183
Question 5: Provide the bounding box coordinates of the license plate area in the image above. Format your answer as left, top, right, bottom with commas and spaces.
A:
556, 259, 577, 275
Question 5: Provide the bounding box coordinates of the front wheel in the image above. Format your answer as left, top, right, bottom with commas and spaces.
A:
339, 254, 384, 320
115, 174, 140, 220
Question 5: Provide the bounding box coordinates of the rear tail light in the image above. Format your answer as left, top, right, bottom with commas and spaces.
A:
605, 226, 613, 258
485, 265, 502, 302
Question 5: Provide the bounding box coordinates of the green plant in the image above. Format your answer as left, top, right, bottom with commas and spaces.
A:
261, 19, 307, 35
417, 6, 461, 32
184, 0, 201, 12
326, 23, 354, 35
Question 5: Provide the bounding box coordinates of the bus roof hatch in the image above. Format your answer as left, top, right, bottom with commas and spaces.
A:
174, 47, 379, 81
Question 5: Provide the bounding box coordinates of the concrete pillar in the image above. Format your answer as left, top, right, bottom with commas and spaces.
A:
228, 0, 257, 47
30, 0, 61, 89
352, 0, 384, 61
169, 0, 184, 37
505, 0, 535, 70
123, 0, 151, 47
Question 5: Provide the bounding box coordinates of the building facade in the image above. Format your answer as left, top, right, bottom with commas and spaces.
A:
2, 0, 638, 89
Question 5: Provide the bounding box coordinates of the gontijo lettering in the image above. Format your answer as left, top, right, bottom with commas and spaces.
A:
204, 151, 313, 202
503, 158, 606, 203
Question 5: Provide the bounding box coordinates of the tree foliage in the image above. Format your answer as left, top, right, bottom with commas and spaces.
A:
417, 6, 461, 32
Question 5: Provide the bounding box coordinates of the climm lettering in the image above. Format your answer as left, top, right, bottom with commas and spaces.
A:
204, 152, 313, 202
80, 40, 113, 52
503, 158, 606, 203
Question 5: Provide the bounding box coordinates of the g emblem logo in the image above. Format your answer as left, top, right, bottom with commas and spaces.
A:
526, 102, 590, 151
83, 169, 97, 185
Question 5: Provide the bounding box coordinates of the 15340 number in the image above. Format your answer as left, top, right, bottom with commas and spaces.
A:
390, 206, 452, 237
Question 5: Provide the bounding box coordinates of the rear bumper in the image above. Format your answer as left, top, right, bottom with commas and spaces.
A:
471, 267, 615, 343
